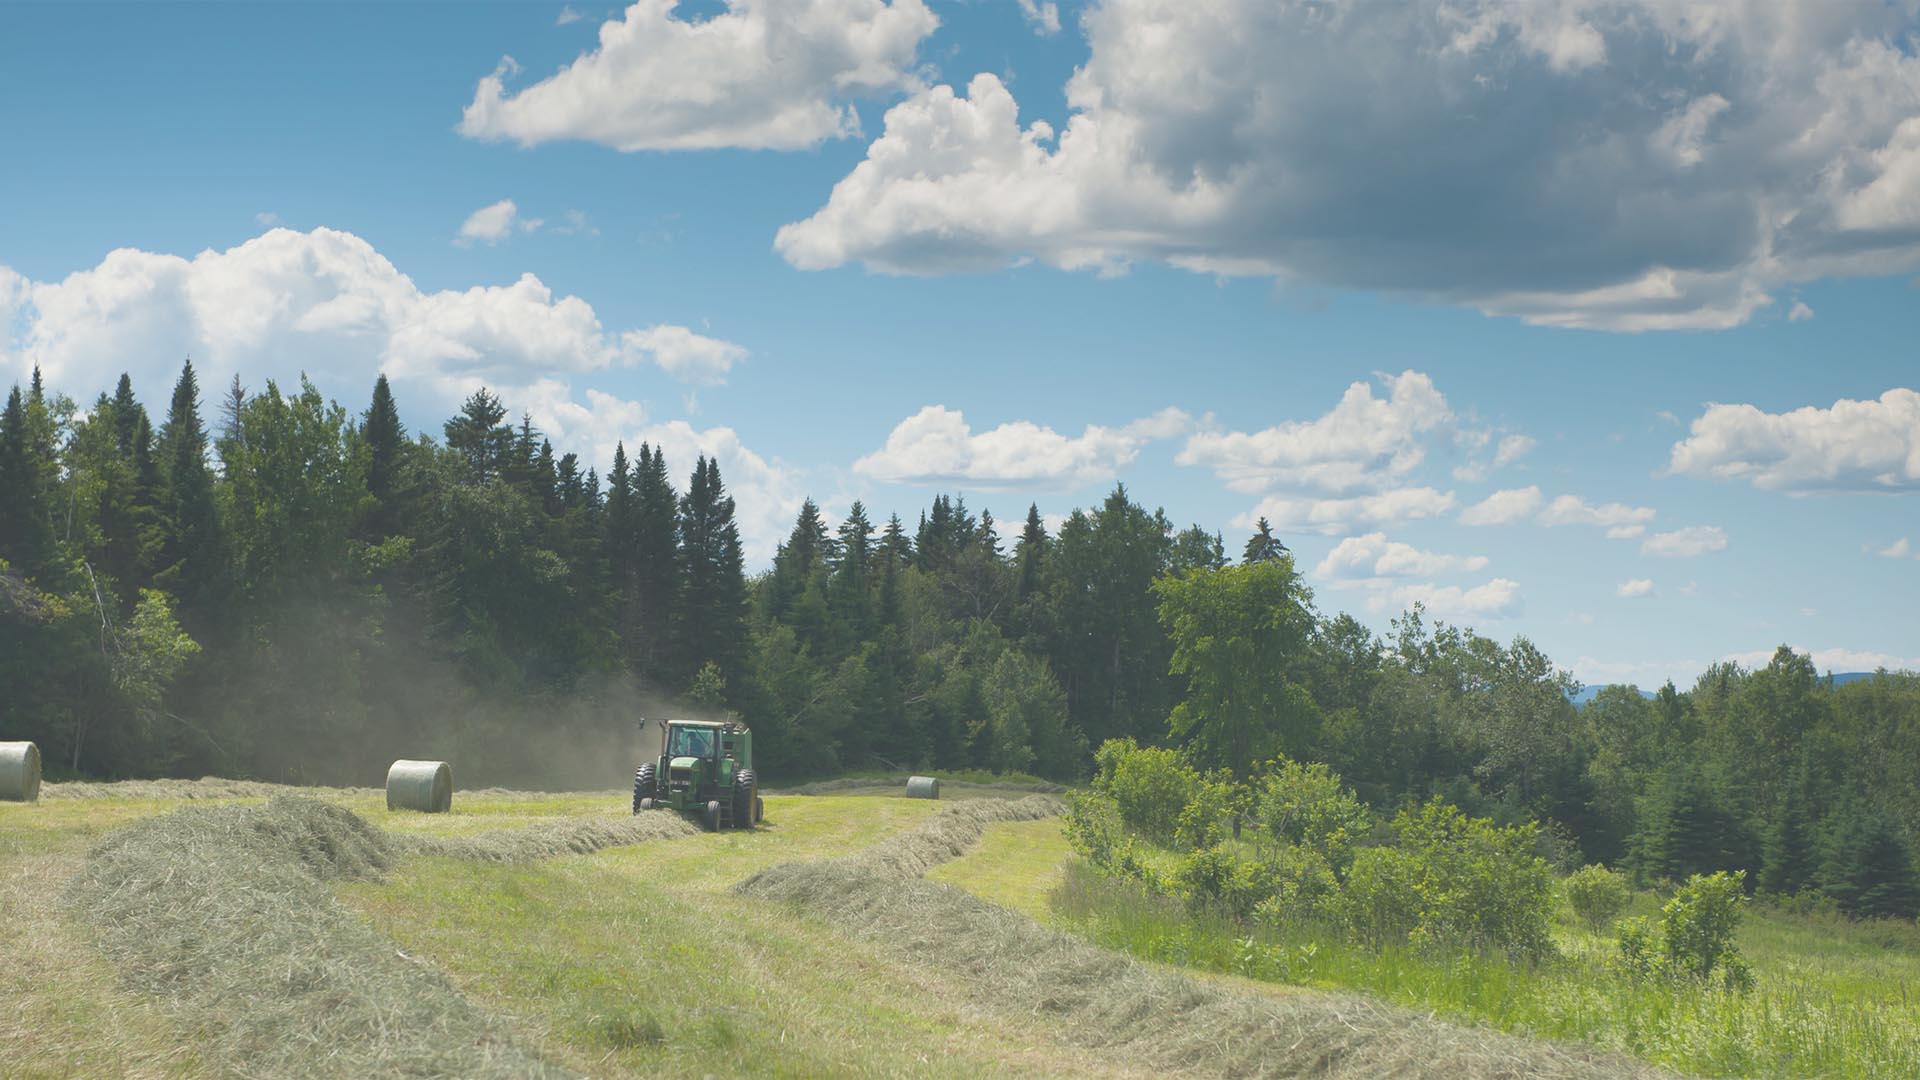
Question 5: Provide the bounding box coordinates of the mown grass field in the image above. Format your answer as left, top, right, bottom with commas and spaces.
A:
3, 782, 1914, 1078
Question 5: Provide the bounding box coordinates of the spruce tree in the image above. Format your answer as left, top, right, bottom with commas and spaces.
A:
1243, 516, 1287, 564
154, 359, 220, 608
1014, 504, 1048, 600
443, 388, 510, 482
676, 456, 746, 687
361, 375, 405, 534
629, 443, 680, 676
1760, 765, 1817, 896
1820, 799, 1920, 919
0, 385, 54, 573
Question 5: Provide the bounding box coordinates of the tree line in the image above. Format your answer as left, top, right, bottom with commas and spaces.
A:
1, 364, 1915, 913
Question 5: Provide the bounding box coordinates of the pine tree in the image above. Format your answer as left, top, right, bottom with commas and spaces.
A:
1820, 798, 1920, 919
676, 456, 746, 687
1242, 516, 1287, 565
1014, 504, 1048, 600
0, 385, 55, 574
154, 359, 220, 608
443, 388, 511, 482
1760, 764, 1817, 896
629, 443, 681, 677
830, 500, 875, 646
361, 375, 405, 535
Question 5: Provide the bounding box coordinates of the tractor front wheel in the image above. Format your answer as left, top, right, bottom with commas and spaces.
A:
732, 770, 757, 830
632, 763, 657, 814
703, 799, 722, 832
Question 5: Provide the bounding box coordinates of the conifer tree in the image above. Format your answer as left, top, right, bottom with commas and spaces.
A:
1243, 516, 1287, 564
0, 385, 54, 574
1014, 504, 1048, 600
444, 388, 510, 482
361, 375, 405, 532
1760, 764, 1817, 896
154, 359, 220, 608
676, 456, 746, 687
1819, 797, 1920, 919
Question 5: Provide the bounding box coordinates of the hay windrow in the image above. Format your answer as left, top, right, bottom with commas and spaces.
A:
64, 795, 688, 1078
40, 776, 573, 801
774, 775, 1067, 797
737, 798, 1670, 1080
400, 812, 695, 863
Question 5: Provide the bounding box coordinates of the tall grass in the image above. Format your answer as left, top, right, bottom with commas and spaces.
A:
1051, 863, 1920, 1079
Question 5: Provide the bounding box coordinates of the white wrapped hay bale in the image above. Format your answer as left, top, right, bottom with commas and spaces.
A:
0, 742, 41, 802
386, 759, 452, 813
905, 775, 940, 800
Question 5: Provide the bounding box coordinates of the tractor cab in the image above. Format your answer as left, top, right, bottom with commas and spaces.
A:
634, 717, 762, 831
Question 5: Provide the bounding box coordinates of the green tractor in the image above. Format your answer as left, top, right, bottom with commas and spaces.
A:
632, 718, 762, 831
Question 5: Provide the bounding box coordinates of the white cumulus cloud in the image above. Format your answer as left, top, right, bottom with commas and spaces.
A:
1616, 578, 1656, 598
621, 324, 749, 385
1642, 525, 1729, 557
460, 0, 939, 152
1232, 487, 1455, 537
1178, 370, 1453, 492
1382, 578, 1523, 622
1538, 494, 1658, 531
456, 198, 540, 245
1669, 388, 1920, 492
776, 0, 1920, 330
1315, 533, 1489, 580
1878, 537, 1914, 558
1016, 0, 1061, 35
1458, 485, 1543, 526
854, 405, 1190, 488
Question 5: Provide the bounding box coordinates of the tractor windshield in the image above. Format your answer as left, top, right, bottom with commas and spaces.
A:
668, 726, 716, 758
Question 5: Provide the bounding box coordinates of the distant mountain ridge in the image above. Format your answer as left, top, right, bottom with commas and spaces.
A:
1571, 672, 1881, 707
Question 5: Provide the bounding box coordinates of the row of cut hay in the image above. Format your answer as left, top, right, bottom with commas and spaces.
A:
42, 777, 378, 801
40, 776, 581, 802
65, 795, 687, 1078
400, 812, 695, 863
775, 775, 1067, 797
736, 799, 1671, 1080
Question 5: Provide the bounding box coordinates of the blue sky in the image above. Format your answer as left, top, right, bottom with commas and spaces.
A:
3, 1, 1917, 688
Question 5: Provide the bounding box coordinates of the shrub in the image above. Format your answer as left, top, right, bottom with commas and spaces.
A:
1173, 846, 1270, 919
1615, 870, 1753, 991
1565, 863, 1632, 933
1092, 739, 1198, 847
1254, 756, 1371, 878
1338, 798, 1555, 957
1176, 769, 1249, 849
1251, 845, 1342, 927
1063, 789, 1160, 889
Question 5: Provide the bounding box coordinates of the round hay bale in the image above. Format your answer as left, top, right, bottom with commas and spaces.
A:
385, 759, 452, 813
0, 742, 40, 802
905, 775, 940, 800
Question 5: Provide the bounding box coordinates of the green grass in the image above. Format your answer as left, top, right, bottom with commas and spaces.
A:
1050, 859, 1920, 1079
339, 794, 1138, 1079
927, 815, 1074, 920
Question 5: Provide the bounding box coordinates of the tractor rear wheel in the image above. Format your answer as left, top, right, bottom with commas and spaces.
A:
632, 763, 657, 814
732, 770, 757, 830
703, 799, 723, 832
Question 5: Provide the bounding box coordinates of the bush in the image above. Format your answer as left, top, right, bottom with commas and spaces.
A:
1254, 756, 1371, 878
1338, 798, 1555, 957
1175, 769, 1249, 849
1251, 845, 1342, 927
1063, 789, 1159, 888
1173, 846, 1270, 919
1616, 870, 1753, 991
1565, 863, 1631, 933
1092, 739, 1198, 847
